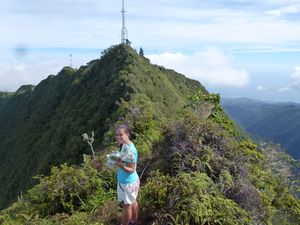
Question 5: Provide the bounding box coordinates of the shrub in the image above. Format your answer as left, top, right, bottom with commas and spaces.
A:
139, 171, 251, 225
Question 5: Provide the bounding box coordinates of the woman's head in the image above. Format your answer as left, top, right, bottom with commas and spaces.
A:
115, 124, 131, 145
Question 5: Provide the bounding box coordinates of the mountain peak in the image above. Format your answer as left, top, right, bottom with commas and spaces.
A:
0, 44, 205, 209
97, 44, 149, 70
15, 85, 35, 95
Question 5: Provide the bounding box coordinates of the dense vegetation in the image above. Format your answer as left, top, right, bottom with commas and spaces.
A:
0, 45, 299, 224
0, 44, 204, 210
1, 89, 299, 224
221, 98, 300, 159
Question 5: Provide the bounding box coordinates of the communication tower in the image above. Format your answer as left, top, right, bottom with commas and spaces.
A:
121, 0, 130, 45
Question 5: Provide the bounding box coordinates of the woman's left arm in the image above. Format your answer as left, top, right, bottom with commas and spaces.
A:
116, 161, 135, 173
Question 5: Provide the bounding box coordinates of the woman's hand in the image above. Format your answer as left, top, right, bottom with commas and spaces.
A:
115, 160, 124, 168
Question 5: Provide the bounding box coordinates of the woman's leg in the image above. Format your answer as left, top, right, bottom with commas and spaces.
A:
122, 204, 132, 225
131, 201, 139, 223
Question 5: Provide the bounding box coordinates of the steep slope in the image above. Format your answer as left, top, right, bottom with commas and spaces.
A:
0, 44, 205, 209
221, 98, 300, 159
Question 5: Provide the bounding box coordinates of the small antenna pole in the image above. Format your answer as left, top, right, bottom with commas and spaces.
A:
69, 53, 73, 68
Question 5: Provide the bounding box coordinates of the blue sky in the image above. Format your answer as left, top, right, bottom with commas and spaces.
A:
1, 0, 300, 102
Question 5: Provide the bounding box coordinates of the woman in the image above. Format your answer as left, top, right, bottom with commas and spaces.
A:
115, 125, 140, 225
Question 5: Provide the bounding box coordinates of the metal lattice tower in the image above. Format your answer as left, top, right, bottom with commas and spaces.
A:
121, 0, 128, 44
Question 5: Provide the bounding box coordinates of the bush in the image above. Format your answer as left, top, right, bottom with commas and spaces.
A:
139, 171, 251, 225
104, 94, 162, 157
0, 155, 117, 224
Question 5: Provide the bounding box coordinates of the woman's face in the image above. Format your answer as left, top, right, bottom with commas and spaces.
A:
115, 128, 129, 145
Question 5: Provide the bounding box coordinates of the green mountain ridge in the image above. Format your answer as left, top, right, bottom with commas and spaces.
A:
221, 97, 300, 159
0, 44, 204, 210
0, 45, 299, 225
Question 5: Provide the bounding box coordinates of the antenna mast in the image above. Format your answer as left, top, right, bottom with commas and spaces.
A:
69, 54, 72, 68
121, 0, 128, 44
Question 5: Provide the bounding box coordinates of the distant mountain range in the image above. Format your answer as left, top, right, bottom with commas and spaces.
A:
221, 98, 300, 159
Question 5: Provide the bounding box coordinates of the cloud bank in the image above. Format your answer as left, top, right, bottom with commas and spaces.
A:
278, 66, 300, 92
147, 48, 249, 87
0, 59, 63, 91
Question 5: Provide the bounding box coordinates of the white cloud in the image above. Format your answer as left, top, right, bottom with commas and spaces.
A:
2, 0, 300, 51
278, 66, 300, 92
265, 5, 300, 16
278, 87, 291, 92
290, 66, 300, 89
257, 85, 269, 91
0, 58, 63, 91
147, 48, 249, 87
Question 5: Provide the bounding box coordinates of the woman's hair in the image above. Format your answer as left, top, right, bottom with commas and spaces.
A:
116, 124, 131, 138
